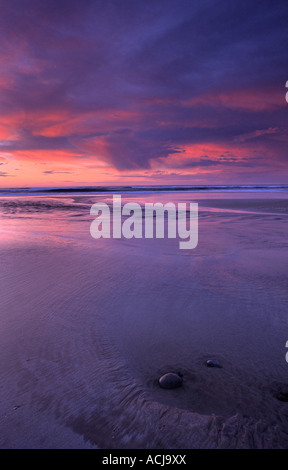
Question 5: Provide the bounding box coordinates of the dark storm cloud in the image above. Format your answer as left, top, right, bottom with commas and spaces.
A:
0, 0, 288, 173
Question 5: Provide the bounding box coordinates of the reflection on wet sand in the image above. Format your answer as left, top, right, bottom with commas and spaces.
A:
0, 193, 288, 448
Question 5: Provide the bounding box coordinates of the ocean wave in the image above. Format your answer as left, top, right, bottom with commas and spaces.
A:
1, 184, 288, 196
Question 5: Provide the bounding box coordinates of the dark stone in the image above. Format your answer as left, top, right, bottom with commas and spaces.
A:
158, 372, 183, 389
205, 359, 223, 368
276, 392, 288, 402
271, 381, 288, 402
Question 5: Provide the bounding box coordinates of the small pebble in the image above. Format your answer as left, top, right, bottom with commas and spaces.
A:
276, 392, 288, 402
205, 359, 223, 368
158, 372, 183, 389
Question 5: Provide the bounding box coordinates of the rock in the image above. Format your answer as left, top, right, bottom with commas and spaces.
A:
205, 359, 223, 368
276, 391, 288, 402
271, 381, 288, 402
158, 372, 183, 389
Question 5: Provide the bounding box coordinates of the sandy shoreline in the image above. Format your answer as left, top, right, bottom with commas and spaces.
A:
0, 194, 288, 449
199, 197, 288, 214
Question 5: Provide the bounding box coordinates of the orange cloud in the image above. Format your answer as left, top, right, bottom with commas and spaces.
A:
0, 125, 12, 140
11, 149, 85, 162
183, 88, 284, 111
33, 109, 141, 138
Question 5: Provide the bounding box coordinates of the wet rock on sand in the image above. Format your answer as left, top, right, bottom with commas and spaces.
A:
205, 359, 223, 368
158, 372, 183, 389
276, 392, 288, 402
271, 382, 288, 402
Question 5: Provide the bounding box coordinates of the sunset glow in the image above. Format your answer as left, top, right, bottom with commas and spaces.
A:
0, 0, 287, 187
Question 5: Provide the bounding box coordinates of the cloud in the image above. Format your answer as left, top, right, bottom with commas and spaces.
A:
43, 170, 72, 174
235, 127, 288, 142
0, 0, 288, 182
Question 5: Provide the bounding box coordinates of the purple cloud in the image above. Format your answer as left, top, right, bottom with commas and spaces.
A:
0, 0, 287, 180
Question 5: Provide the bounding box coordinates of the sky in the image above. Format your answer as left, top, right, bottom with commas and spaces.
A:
0, 0, 288, 187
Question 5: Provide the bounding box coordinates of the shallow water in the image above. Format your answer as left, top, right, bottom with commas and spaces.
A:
0, 193, 288, 448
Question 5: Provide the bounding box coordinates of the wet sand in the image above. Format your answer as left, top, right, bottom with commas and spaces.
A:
0, 193, 288, 448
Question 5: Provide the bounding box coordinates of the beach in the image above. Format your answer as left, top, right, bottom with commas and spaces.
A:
0, 191, 288, 449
